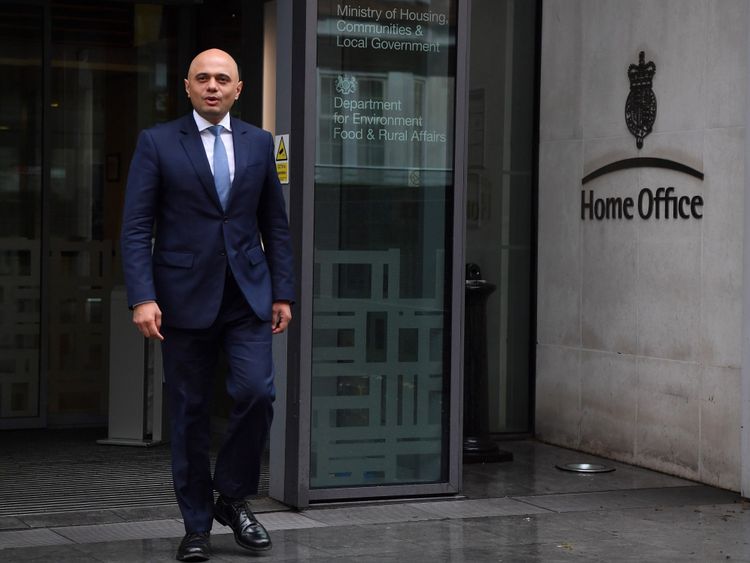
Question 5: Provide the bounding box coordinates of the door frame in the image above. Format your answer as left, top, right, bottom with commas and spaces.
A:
271, 0, 470, 508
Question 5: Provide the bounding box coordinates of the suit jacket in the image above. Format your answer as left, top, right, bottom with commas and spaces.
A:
121, 114, 295, 329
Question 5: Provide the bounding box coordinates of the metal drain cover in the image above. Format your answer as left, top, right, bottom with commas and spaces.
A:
555, 462, 615, 473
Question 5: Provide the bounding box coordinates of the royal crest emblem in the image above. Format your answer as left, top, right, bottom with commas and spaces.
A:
625, 51, 656, 149
335, 74, 358, 96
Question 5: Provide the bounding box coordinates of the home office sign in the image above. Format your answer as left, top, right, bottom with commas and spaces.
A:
581, 51, 704, 221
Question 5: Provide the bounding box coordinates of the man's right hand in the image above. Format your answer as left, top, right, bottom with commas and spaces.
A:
133, 301, 164, 341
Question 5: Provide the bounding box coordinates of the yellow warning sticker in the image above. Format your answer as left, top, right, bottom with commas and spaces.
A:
274, 134, 289, 184
276, 137, 288, 161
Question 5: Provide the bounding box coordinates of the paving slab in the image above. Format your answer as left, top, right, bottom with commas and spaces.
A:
513, 485, 741, 513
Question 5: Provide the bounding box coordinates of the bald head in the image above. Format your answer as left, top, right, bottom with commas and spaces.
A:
184, 49, 243, 124
187, 49, 240, 81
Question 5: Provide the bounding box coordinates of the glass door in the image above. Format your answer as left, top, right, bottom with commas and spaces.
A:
0, 4, 44, 426
0, 0, 267, 430
45, 1, 181, 427
307, 0, 464, 498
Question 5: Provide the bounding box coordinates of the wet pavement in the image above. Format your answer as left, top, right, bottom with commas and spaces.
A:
1, 440, 747, 562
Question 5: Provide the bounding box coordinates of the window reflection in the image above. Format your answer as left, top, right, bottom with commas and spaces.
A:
45, 1, 179, 423
0, 3, 43, 419
0, 0, 260, 426
466, 0, 536, 433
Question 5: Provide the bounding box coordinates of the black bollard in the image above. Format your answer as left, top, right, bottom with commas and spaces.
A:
463, 264, 513, 464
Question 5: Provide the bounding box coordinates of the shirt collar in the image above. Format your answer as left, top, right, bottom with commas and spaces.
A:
193, 110, 232, 133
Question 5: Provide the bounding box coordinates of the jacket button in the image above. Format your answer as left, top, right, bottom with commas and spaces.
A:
219, 251, 226, 256
223, 217, 229, 224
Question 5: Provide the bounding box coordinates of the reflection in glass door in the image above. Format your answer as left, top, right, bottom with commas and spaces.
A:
466, 0, 537, 433
0, 5, 43, 423
45, 2, 180, 426
0, 0, 265, 429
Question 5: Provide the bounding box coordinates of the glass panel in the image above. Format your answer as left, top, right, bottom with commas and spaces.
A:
0, 4, 43, 419
466, 0, 537, 433
312, 0, 457, 488
47, 2, 181, 422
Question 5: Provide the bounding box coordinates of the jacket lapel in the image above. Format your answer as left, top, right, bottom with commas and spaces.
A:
229, 118, 250, 206
178, 114, 223, 210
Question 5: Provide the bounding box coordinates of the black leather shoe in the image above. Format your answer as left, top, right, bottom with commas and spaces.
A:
176, 532, 211, 561
214, 495, 271, 552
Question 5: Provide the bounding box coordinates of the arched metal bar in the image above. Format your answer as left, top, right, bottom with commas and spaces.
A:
582, 157, 704, 185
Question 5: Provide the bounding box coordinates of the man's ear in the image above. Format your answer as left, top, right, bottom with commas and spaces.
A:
235, 80, 244, 100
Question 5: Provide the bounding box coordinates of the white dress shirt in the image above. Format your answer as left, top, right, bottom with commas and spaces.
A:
193, 110, 235, 182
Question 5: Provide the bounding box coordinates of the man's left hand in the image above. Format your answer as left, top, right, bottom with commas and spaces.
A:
272, 301, 292, 334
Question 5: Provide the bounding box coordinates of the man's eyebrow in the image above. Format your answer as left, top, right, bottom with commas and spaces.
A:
194, 72, 232, 79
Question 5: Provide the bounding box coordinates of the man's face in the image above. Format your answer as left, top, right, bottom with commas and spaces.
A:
184, 49, 243, 124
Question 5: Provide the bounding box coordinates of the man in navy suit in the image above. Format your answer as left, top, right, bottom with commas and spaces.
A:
121, 48, 294, 562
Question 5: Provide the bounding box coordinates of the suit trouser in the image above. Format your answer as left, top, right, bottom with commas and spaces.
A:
160, 270, 275, 533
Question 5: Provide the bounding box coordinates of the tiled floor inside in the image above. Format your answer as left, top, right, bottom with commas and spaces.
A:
1, 440, 748, 561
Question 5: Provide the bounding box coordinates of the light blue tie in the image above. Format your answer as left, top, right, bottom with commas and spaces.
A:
209, 125, 231, 209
